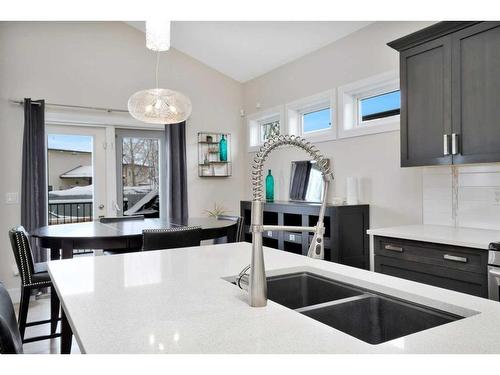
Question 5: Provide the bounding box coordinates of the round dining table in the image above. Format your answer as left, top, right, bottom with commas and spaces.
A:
30, 216, 238, 354
31, 217, 238, 260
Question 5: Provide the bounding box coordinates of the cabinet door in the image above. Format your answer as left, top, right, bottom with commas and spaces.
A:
400, 36, 452, 167
451, 22, 500, 164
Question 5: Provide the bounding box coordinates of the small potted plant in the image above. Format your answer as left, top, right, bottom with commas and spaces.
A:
204, 202, 228, 218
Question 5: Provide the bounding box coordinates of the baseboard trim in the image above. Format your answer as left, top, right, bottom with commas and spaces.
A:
7, 287, 21, 304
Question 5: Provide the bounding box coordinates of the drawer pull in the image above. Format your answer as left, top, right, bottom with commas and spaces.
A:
385, 244, 403, 252
443, 254, 468, 263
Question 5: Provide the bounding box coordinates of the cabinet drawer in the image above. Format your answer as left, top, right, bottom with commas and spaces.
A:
375, 255, 488, 298
262, 229, 279, 240
374, 236, 487, 274
283, 232, 302, 244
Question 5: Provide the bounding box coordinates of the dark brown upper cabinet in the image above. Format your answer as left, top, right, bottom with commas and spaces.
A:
389, 21, 500, 167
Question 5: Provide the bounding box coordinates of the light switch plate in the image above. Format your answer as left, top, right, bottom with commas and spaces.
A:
5, 192, 19, 204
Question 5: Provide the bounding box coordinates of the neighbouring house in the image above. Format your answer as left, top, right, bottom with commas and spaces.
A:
47, 148, 92, 190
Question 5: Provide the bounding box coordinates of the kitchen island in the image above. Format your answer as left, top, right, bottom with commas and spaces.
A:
48, 242, 500, 353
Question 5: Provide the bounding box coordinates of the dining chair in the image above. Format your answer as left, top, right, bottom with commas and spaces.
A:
214, 215, 244, 243
0, 282, 23, 354
142, 226, 202, 251
8, 226, 61, 343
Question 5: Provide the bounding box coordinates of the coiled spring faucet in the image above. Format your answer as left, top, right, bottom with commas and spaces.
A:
237, 135, 334, 307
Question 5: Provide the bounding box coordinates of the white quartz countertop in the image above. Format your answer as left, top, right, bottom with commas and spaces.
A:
367, 224, 500, 250
48, 242, 500, 354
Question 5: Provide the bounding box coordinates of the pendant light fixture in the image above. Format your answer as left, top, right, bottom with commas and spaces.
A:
128, 21, 192, 124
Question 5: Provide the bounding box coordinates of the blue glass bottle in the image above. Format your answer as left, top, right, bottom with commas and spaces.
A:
266, 169, 274, 202
219, 134, 227, 161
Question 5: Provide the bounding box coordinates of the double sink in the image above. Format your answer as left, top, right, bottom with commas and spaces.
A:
250, 272, 465, 345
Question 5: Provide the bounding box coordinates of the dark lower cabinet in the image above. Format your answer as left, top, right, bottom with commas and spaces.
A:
374, 236, 488, 298
241, 201, 370, 270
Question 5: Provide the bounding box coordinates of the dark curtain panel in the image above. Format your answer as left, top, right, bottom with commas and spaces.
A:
164, 122, 188, 221
21, 98, 47, 263
290, 161, 312, 201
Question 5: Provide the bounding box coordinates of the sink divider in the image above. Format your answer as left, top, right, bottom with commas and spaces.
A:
295, 294, 372, 313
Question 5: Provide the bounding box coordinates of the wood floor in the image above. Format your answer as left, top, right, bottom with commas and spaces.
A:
15, 295, 81, 354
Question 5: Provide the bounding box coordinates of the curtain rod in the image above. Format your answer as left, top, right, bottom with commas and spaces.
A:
9, 99, 129, 114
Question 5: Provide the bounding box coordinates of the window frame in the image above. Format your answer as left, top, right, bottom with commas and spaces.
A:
338, 71, 400, 139
285, 90, 336, 143
246, 105, 285, 152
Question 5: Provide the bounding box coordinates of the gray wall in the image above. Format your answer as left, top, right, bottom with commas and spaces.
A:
242, 21, 435, 230
0, 21, 245, 292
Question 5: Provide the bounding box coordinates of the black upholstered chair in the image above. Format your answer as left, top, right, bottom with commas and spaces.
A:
142, 226, 202, 251
214, 215, 244, 243
8, 226, 61, 343
0, 283, 23, 354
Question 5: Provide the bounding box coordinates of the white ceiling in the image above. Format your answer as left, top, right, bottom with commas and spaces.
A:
125, 21, 373, 82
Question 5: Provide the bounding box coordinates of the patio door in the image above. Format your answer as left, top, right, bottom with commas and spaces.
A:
46, 125, 107, 224
115, 129, 165, 218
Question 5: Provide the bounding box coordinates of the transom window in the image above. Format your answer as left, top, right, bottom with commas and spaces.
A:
359, 90, 400, 123
302, 107, 331, 134
260, 118, 280, 142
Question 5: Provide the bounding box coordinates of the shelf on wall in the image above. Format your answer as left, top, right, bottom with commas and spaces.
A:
198, 132, 232, 177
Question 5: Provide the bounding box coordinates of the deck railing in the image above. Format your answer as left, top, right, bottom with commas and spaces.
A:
48, 199, 93, 225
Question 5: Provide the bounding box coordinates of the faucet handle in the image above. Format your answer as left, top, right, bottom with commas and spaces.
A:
236, 264, 251, 291
307, 230, 325, 260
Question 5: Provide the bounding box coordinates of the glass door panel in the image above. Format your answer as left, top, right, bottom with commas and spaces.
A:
46, 125, 107, 224
115, 129, 164, 218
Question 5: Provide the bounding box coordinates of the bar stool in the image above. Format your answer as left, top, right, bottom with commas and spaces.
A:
8, 226, 61, 343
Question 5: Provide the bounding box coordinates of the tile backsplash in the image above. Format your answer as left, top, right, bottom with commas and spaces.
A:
423, 164, 500, 230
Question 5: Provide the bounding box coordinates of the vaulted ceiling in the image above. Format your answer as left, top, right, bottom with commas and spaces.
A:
126, 21, 373, 82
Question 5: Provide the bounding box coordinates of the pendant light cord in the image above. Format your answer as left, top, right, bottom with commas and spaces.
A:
155, 51, 160, 89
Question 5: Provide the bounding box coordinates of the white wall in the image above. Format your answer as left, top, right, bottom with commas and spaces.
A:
242, 21, 435, 231
0, 22, 245, 292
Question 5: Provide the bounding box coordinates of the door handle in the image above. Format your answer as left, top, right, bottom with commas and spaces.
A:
451, 133, 459, 155
98, 204, 105, 210
443, 134, 450, 156
384, 244, 403, 252
443, 254, 467, 263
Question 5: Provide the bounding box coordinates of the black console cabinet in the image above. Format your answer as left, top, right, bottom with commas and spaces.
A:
240, 200, 370, 270
374, 236, 488, 298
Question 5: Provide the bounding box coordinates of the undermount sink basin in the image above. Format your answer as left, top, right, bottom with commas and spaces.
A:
228, 270, 465, 344
266, 272, 363, 309
302, 295, 463, 344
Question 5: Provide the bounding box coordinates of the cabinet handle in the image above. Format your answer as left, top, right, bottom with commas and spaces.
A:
451, 133, 459, 155
443, 134, 450, 156
443, 254, 467, 263
385, 244, 403, 252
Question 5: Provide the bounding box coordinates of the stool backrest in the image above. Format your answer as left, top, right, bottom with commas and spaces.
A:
142, 226, 202, 251
217, 215, 244, 242
0, 283, 23, 354
8, 226, 35, 286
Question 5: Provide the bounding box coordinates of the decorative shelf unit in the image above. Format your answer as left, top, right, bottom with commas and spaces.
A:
198, 132, 232, 177
240, 200, 370, 270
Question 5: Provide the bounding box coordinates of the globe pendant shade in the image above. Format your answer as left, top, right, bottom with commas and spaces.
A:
128, 88, 192, 124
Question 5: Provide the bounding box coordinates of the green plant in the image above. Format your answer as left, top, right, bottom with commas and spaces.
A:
204, 202, 228, 217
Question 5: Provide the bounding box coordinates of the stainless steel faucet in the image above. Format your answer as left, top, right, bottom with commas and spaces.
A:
237, 135, 334, 307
